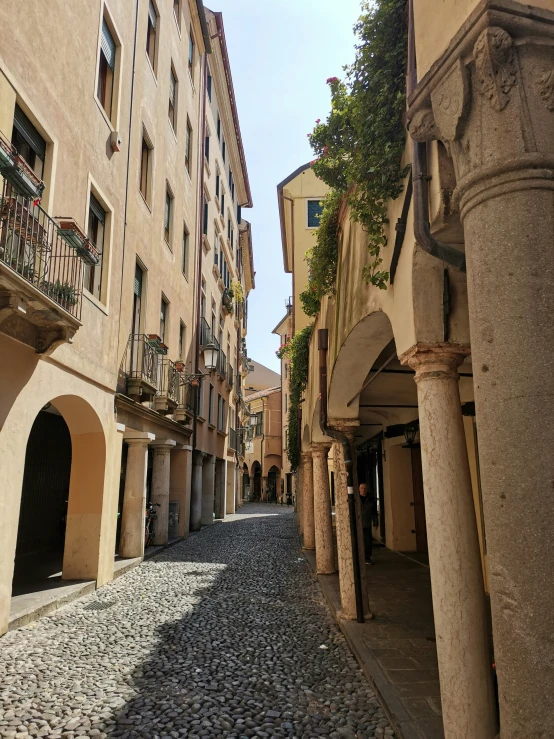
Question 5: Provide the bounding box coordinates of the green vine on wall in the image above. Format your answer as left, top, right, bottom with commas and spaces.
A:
304, 0, 408, 310
279, 324, 313, 471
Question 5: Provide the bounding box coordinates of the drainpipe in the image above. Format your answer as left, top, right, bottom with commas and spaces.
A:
318, 328, 364, 623
408, 0, 466, 274
115, 0, 140, 361
192, 51, 209, 455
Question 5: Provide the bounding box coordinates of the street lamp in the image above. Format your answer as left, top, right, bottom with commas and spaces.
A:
203, 342, 218, 372
250, 412, 258, 427
404, 422, 418, 446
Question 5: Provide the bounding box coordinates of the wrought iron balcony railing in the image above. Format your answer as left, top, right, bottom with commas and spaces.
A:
118, 333, 160, 401
226, 362, 234, 388
0, 179, 84, 319
200, 317, 215, 347
154, 358, 179, 412
217, 349, 227, 378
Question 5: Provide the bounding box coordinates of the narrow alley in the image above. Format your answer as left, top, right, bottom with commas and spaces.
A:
0, 505, 393, 739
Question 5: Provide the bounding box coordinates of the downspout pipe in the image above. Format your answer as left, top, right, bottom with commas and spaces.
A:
318, 329, 364, 624
408, 0, 466, 274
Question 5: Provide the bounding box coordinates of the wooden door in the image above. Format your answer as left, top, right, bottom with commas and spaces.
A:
411, 446, 428, 553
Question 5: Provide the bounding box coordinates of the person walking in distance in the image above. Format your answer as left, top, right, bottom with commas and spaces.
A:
359, 483, 378, 565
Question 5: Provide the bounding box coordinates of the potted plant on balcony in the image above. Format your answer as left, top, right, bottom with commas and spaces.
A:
146, 334, 168, 355
56, 218, 99, 265
222, 286, 234, 316
0, 132, 45, 201
175, 361, 185, 372
42, 279, 78, 310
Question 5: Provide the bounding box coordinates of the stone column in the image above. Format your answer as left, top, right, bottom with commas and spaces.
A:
402, 345, 496, 738
201, 454, 216, 525
170, 445, 192, 537
120, 432, 155, 559
150, 440, 176, 545
296, 463, 304, 535
261, 476, 268, 502
301, 451, 315, 550
329, 420, 369, 621
249, 474, 255, 502
312, 443, 335, 574
408, 15, 554, 734
190, 451, 204, 531
214, 459, 226, 519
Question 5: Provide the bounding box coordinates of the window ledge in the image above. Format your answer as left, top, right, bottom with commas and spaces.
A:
168, 122, 178, 143
219, 213, 225, 229
217, 429, 227, 437
212, 263, 220, 280
214, 195, 220, 211
202, 234, 211, 253
146, 53, 158, 84
204, 158, 211, 177
94, 97, 115, 132
83, 289, 109, 315
208, 422, 216, 430
197, 415, 206, 424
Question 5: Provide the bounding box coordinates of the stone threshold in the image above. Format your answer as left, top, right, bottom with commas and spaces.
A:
303, 548, 444, 739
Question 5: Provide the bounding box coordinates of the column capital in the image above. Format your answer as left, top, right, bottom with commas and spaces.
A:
123, 430, 155, 447
407, 6, 554, 218
311, 442, 332, 457
400, 343, 470, 382
300, 450, 313, 462
328, 419, 359, 441
151, 439, 177, 452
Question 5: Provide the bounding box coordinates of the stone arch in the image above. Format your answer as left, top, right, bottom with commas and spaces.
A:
2, 393, 108, 632
328, 311, 394, 421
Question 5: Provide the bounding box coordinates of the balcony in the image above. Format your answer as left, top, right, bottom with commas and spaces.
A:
226, 362, 234, 390
217, 349, 227, 380
228, 427, 237, 451
199, 317, 214, 348
175, 380, 195, 425
0, 179, 86, 353
119, 334, 161, 402
285, 296, 293, 311
153, 358, 180, 414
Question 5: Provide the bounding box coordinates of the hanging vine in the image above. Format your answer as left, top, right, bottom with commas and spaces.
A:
279, 324, 313, 471
304, 0, 408, 311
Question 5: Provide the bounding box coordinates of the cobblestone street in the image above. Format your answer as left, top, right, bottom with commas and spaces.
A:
0, 505, 393, 739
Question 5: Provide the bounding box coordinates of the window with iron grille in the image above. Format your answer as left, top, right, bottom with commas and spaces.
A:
307, 199, 324, 228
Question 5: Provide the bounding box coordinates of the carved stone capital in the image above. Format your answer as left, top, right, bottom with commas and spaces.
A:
36, 327, 76, 355
407, 2, 554, 215
400, 343, 470, 383
300, 450, 313, 463
311, 442, 332, 458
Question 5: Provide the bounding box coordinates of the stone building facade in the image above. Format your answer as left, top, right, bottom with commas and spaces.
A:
0, 0, 253, 636
282, 1, 554, 737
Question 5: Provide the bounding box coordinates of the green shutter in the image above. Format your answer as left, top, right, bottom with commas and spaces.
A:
13, 105, 46, 161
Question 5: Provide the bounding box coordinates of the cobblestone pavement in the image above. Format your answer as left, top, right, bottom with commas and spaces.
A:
0, 504, 394, 739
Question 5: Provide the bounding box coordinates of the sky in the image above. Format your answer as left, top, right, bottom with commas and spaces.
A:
213, 0, 364, 373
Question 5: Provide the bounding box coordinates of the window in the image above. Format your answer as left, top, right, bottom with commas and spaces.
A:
173, 0, 181, 29
307, 199, 324, 228
97, 18, 116, 120
215, 170, 220, 199
146, 0, 158, 73
160, 297, 168, 342
222, 138, 226, 163
85, 192, 106, 299
197, 382, 203, 418
228, 169, 232, 190
209, 384, 215, 424
217, 394, 226, 432
169, 67, 177, 131
284, 364, 288, 379
203, 200, 208, 236
227, 218, 231, 241
182, 224, 189, 276
207, 73, 212, 101
204, 131, 210, 163
188, 29, 195, 78
179, 322, 185, 359
285, 395, 288, 413
220, 191, 225, 216
140, 132, 153, 204
164, 187, 173, 244
132, 263, 144, 336
255, 412, 263, 437
237, 203, 242, 224
185, 118, 192, 174
217, 114, 221, 141
11, 105, 46, 180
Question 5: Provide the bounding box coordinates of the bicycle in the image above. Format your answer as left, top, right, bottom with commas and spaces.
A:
145, 501, 160, 547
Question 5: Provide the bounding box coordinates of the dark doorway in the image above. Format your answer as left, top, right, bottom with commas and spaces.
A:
12, 408, 72, 595
411, 446, 428, 553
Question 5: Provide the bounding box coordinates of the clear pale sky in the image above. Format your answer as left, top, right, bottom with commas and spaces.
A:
212, 0, 364, 373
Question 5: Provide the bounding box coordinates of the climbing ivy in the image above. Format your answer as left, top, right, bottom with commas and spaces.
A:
280, 324, 313, 471
307, 0, 408, 299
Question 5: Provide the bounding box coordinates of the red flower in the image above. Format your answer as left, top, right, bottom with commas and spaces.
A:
316, 118, 321, 124
326, 76, 339, 84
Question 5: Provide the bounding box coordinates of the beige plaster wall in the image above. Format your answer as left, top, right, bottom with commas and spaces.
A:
244, 360, 280, 393
415, 0, 554, 79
